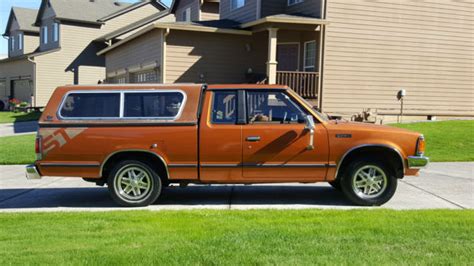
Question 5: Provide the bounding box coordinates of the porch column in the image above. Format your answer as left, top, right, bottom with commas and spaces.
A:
266, 28, 278, 84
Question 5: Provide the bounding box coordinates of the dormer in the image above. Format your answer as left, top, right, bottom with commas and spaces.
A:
3, 7, 39, 58
170, 0, 220, 22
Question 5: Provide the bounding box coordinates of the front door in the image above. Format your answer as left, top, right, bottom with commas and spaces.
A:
242, 90, 329, 182
277, 44, 299, 71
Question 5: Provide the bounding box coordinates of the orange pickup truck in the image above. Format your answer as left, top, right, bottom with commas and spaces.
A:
26, 84, 429, 207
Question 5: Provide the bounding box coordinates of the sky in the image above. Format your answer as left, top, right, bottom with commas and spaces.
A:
0, 0, 172, 57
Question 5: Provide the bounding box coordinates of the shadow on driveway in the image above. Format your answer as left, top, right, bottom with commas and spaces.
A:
0, 185, 354, 210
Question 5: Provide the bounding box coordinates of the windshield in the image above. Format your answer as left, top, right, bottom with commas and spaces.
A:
289, 91, 329, 122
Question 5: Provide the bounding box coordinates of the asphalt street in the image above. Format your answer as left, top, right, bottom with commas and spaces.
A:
0, 162, 472, 212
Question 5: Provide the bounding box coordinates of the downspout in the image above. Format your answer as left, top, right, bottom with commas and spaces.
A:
27, 56, 37, 107
161, 28, 170, 84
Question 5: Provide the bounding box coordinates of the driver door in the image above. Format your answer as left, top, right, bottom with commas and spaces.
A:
242, 90, 329, 182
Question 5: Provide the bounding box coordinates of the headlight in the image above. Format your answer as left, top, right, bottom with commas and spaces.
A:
416, 135, 425, 156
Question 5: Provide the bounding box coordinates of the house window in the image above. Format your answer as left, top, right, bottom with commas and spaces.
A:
231, 0, 245, 10
53, 23, 59, 42
304, 41, 316, 72
42, 26, 48, 44
18, 33, 23, 50
288, 0, 304, 6
10, 36, 15, 51
132, 70, 158, 83
182, 7, 191, 22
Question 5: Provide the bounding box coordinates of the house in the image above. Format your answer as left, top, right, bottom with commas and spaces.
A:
0, 0, 170, 108
100, 0, 325, 100
99, 0, 473, 119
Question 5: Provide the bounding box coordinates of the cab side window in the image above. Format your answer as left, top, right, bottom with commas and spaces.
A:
212, 91, 237, 124
247, 91, 306, 124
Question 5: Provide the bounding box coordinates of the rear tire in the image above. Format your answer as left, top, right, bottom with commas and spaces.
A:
340, 159, 397, 206
0, 101, 5, 111
107, 160, 162, 207
328, 180, 341, 190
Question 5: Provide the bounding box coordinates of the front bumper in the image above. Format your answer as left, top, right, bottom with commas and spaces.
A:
25, 164, 42, 180
407, 155, 430, 169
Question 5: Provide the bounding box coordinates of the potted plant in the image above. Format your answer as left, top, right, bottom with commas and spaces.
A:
8, 98, 21, 112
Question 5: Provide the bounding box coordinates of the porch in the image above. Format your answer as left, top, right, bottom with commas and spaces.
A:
244, 17, 326, 103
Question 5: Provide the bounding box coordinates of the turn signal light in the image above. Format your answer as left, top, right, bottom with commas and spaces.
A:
416, 136, 425, 156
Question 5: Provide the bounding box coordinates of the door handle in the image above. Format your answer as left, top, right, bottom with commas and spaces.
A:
246, 136, 261, 142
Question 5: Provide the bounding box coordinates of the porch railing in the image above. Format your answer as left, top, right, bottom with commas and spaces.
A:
276, 71, 319, 99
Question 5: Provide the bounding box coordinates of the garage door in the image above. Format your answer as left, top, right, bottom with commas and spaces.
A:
13, 79, 33, 103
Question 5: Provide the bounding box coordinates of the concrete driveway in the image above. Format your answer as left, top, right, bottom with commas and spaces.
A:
0, 162, 472, 212
0, 121, 38, 137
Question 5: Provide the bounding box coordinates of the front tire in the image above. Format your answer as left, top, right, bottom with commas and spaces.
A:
340, 159, 397, 206
107, 160, 162, 207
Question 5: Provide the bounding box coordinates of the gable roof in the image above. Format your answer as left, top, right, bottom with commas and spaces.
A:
3, 7, 39, 36
96, 9, 171, 42
99, 0, 168, 22
34, 0, 135, 26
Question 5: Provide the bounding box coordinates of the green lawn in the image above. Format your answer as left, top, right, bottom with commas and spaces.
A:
391, 120, 474, 162
0, 111, 42, 124
0, 210, 472, 265
0, 134, 36, 165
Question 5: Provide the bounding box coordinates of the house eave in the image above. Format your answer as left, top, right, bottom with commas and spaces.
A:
240, 15, 328, 29
97, 22, 252, 56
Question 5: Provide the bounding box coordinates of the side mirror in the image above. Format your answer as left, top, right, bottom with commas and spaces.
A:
305, 115, 315, 130
304, 115, 315, 150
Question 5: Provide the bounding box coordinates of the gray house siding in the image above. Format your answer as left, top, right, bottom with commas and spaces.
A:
286, 0, 322, 18
220, 0, 258, 23
201, 2, 220, 20
175, 0, 200, 21
260, 0, 286, 18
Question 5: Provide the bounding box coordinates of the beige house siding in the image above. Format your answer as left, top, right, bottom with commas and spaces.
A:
105, 30, 163, 78
165, 30, 260, 83
201, 2, 220, 20
220, 0, 257, 23
24, 35, 39, 54
175, 0, 200, 21
322, 0, 474, 116
34, 23, 103, 105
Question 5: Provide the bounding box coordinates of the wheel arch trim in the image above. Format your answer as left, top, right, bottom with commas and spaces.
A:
335, 144, 406, 179
100, 149, 169, 179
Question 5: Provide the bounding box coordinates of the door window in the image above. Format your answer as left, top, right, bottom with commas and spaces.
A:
247, 91, 306, 124
211, 91, 237, 124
